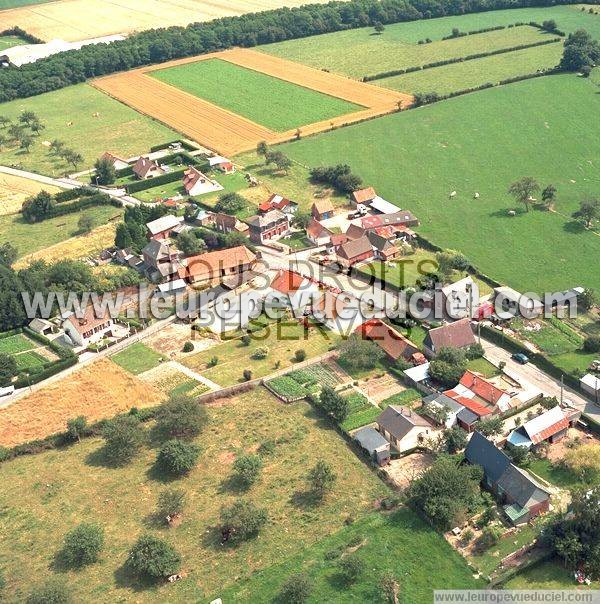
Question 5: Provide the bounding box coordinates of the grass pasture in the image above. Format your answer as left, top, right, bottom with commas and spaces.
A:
110, 342, 165, 375
0, 83, 177, 175
0, 173, 60, 216
278, 74, 600, 292
0, 387, 391, 602
150, 58, 362, 132
505, 558, 593, 590
0, 204, 122, 259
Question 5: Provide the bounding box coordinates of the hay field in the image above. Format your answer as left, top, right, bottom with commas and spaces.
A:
0, 359, 165, 447
0, 173, 60, 216
93, 48, 410, 156
0, 0, 333, 42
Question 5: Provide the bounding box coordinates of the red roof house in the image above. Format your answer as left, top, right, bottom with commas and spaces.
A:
356, 319, 423, 364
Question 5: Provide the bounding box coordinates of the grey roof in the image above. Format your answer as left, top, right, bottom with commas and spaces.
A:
142, 239, 168, 261
496, 464, 550, 508
423, 393, 464, 414
376, 405, 432, 441
457, 407, 479, 425
246, 209, 287, 228
464, 431, 511, 484
353, 426, 390, 454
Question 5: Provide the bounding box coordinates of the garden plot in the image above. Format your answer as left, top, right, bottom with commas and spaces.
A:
137, 362, 210, 397
143, 322, 218, 358
266, 361, 344, 401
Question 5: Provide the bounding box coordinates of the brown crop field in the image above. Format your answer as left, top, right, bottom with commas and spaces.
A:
0, 360, 165, 447
0, 0, 333, 43
0, 173, 60, 216
93, 48, 412, 156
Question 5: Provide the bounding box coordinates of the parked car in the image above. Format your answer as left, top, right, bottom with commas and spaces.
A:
589, 360, 600, 372
0, 385, 15, 397
512, 352, 529, 364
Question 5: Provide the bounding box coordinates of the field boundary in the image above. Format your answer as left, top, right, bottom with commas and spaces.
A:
92, 48, 412, 156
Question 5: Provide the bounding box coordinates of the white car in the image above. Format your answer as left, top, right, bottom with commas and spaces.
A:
0, 385, 15, 397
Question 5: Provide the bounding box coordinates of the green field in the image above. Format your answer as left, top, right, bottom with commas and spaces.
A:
150, 59, 362, 132
379, 42, 562, 95
14, 350, 48, 370
276, 74, 600, 292
0, 333, 34, 354
505, 558, 593, 590
220, 507, 484, 602
0, 84, 178, 175
0, 0, 54, 7
110, 342, 165, 375
0, 205, 122, 259
261, 5, 600, 79
0, 34, 27, 51
0, 388, 393, 602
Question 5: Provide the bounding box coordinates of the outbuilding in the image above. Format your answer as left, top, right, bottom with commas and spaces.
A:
353, 426, 391, 466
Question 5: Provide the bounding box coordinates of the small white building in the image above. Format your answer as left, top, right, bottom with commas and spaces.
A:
63, 306, 113, 348
208, 156, 235, 174
581, 373, 600, 400
421, 393, 465, 428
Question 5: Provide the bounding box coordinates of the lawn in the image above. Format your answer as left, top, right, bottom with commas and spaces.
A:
0, 83, 178, 175
184, 319, 340, 386
357, 249, 439, 289
505, 558, 594, 590
0, 333, 35, 354
261, 5, 600, 78
150, 59, 362, 132
0, 205, 122, 259
526, 457, 593, 489
13, 350, 48, 371
276, 74, 600, 292
110, 342, 165, 375
0, 34, 26, 51
467, 357, 501, 378
0, 387, 390, 602
219, 507, 485, 603
379, 42, 562, 95
381, 388, 422, 408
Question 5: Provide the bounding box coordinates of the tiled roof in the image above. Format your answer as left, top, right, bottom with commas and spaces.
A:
306, 218, 333, 240
246, 209, 287, 228
351, 187, 377, 204
521, 406, 569, 445
66, 305, 111, 335
183, 246, 256, 281
312, 198, 334, 214
376, 405, 432, 440
133, 156, 161, 178
460, 371, 507, 406
356, 319, 419, 361
337, 235, 373, 261
425, 318, 476, 351
271, 269, 306, 294
360, 211, 418, 229
183, 167, 210, 193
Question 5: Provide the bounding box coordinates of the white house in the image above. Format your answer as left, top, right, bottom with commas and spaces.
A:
305, 218, 334, 246
183, 167, 223, 196
421, 393, 465, 428
208, 156, 235, 174
376, 405, 436, 453
63, 306, 113, 348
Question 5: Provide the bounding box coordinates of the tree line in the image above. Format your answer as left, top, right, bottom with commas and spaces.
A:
0, 0, 592, 103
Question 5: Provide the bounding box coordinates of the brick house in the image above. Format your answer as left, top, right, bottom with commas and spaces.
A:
246, 209, 290, 244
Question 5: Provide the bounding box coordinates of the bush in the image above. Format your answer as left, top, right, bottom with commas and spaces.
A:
182, 341, 194, 353
157, 439, 200, 476
243, 369, 253, 381
66, 415, 88, 442
584, 336, 600, 353
241, 334, 251, 346
232, 453, 263, 488
207, 356, 218, 367
155, 394, 206, 439
477, 525, 502, 550
27, 578, 71, 604
252, 346, 269, 359
60, 523, 104, 567
294, 349, 306, 362
127, 534, 181, 579
337, 556, 364, 585
277, 573, 313, 604
102, 415, 145, 465
157, 487, 186, 522
307, 460, 337, 500
220, 499, 268, 544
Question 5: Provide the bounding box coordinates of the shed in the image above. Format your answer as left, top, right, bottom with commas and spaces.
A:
581, 374, 600, 400
353, 426, 391, 466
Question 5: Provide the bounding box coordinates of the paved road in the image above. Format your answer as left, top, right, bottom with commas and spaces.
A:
481, 338, 600, 423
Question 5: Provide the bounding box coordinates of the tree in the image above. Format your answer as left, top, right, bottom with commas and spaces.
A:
0, 242, 17, 267
177, 230, 205, 256
338, 333, 384, 370
60, 522, 104, 567
77, 213, 94, 233
406, 455, 483, 530
157, 487, 186, 523
477, 416, 504, 437
374, 21, 385, 34
26, 578, 71, 604
560, 29, 600, 71
579, 288, 597, 311
505, 442, 530, 466
114, 222, 133, 249
157, 439, 200, 476
127, 534, 181, 579
442, 426, 468, 454
220, 499, 268, 544
541, 184, 557, 210
292, 211, 311, 229
29, 117, 45, 136
451, 27, 461, 37
49, 139, 66, 156
542, 19, 557, 32
18, 110, 38, 127
61, 149, 84, 170
277, 573, 312, 604
572, 199, 600, 228
508, 177, 539, 212
307, 459, 337, 500
563, 444, 600, 483
294, 349, 306, 362
465, 343, 484, 360
232, 453, 263, 488
477, 525, 502, 550
94, 157, 116, 186
337, 556, 364, 585
539, 395, 559, 410
101, 415, 145, 465
21, 190, 55, 223
435, 249, 470, 277
318, 385, 349, 423
273, 152, 292, 174
429, 347, 467, 388
155, 394, 207, 439
256, 140, 268, 157
214, 192, 246, 214
584, 336, 600, 353
66, 415, 88, 442
0, 353, 17, 387
7, 123, 25, 142
19, 133, 34, 152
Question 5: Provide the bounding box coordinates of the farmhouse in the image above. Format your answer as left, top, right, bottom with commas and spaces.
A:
208, 155, 235, 173
267, 269, 319, 312
422, 318, 476, 357
142, 240, 181, 281
63, 305, 114, 348
100, 151, 129, 170
214, 212, 249, 235
132, 156, 164, 180
356, 319, 424, 365
353, 426, 391, 466
465, 432, 551, 525
182, 167, 222, 196
336, 235, 374, 267
246, 209, 290, 244
376, 405, 435, 453
345, 223, 367, 240
311, 198, 334, 221
367, 231, 400, 261
259, 193, 298, 216
507, 405, 571, 449
306, 218, 334, 246
146, 214, 182, 241
182, 245, 256, 285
